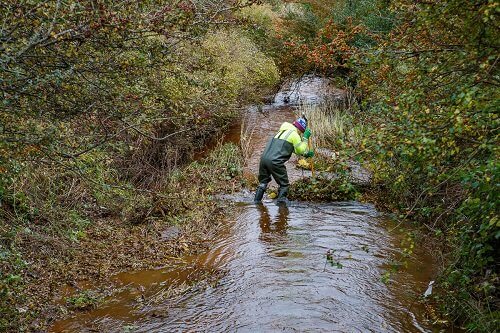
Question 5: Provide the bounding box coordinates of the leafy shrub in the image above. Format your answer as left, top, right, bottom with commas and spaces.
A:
357, 0, 499, 329
66, 290, 100, 310
0, 1, 280, 329
202, 29, 280, 101
289, 175, 359, 202
237, 4, 278, 32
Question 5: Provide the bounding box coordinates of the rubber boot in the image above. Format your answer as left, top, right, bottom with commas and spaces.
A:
276, 186, 289, 205
254, 184, 267, 203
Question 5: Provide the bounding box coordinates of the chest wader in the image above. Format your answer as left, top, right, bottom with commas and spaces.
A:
254, 129, 294, 203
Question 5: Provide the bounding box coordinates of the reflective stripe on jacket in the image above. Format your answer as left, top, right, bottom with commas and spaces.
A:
273, 122, 308, 156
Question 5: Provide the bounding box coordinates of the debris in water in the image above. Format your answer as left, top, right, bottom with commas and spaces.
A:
423, 280, 434, 298
326, 249, 334, 263
297, 158, 312, 170
324, 249, 343, 271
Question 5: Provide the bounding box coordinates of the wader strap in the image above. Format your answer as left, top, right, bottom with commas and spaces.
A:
276, 130, 286, 139
282, 129, 293, 141
277, 129, 293, 140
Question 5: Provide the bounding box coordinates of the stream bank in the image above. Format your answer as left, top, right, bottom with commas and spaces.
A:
51, 76, 461, 332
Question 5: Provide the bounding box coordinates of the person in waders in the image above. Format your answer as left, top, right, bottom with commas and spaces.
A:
254, 117, 314, 204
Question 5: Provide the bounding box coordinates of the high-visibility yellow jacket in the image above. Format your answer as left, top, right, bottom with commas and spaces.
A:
273, 122, 308, 156
260, 122, 309, 166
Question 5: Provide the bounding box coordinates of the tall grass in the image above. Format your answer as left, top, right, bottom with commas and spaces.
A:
239, 113, 257, 165
299, 101, 366, 151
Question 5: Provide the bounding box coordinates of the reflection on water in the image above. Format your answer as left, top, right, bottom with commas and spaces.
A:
52, 201, 450, 333
258, 203, 289, 236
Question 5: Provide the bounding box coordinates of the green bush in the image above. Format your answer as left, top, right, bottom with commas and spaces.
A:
357, 0, 499, 329
289, 175, 360, 202
202, 29, 280, 101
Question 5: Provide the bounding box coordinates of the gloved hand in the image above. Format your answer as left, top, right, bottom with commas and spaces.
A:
304, 150, 314, 158
303, 128, 312, 140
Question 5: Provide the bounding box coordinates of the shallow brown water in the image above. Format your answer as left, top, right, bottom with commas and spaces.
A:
51, 76, 454, 333
52, 201, 443, 332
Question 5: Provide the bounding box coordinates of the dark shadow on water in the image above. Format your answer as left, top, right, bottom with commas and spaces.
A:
257, 203, 289, 246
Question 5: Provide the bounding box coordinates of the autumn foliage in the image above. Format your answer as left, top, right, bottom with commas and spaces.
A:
0, 1, 278, 330
265, 0, 499, 329
0, 0, 498, 330
282, 18, 365, 74
359, 1, 498, 329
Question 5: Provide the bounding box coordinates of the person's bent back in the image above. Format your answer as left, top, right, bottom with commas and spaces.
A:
254, 117, 313, 204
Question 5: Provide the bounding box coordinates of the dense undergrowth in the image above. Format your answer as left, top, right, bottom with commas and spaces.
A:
237, 0, 498, 331
0, 1, 276, 331
1, 0, 498, 331
266, 0, 499, 331
1, 139, 245, 331
289, 176, 360, 202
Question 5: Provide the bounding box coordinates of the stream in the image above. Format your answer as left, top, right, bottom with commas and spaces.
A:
51, 76, 453, 333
